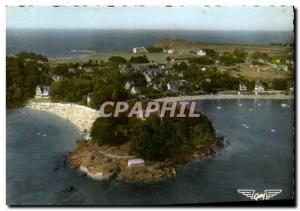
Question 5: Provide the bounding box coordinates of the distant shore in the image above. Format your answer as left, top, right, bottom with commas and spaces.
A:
155, 94, 294, 102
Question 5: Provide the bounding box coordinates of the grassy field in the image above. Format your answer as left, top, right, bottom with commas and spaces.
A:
49, 38, 293, 64
153, 38, 293, 55
49, 51, 197, 65
49, 39, 293, 82
230, 63, 289, 81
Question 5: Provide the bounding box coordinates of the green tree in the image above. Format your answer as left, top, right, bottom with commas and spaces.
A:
6, 52, 51, 108
108, 56, 127, 64
272, 79, 288, 90
130, 116, 179, 161
219, 52, 236, 66
251, 51, 269, 60
146, 46, 163, 53
191, 116, 216, 147
91, 117, 129, 145
190, 56, 215, 65
125, 72, 147, 88
129, 55, 149, 63
233, 49, 248, 63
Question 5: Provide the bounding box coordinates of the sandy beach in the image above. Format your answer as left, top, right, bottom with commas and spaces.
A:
28, 102, 99, 132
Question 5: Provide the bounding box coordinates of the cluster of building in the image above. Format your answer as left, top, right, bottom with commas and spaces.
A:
132, 46, 207, 57
121, 62, 190, 95
250, 57, 293, 73
238, 81, 266, 95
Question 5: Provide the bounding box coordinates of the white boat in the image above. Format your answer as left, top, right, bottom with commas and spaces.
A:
281, 103, 289, 108
271, 129, 276, 132
242, 123, 249, 129
249, 108, 254, 111
217, 106, 222, 110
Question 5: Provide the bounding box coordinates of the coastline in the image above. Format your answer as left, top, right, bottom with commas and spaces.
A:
155, 94, 294, 102
27, 95, 293, 131
67, 140, 215, 183
26, 96, 291, 182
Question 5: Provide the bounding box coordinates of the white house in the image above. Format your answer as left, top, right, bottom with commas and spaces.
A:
125, 81, 135, 90
128, 159, 145, 167
131, 86, 141, 95
49, 72, 63, 81
143, 72, 154, 83
254, 82, 265, 95
83, 67, 93, 73
87, 93, 93, 106
68, 67, 81, 74
35, 85, 51, 99
239, 83, 247, 91
132, 47, 147, 54
167, 81, 180, 92
167, 49, 175, 54
196, 50, 206, 57
238, 83, 247, 95
52, 75, 63, 81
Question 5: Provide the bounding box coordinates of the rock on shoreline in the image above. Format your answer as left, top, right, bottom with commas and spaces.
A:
67, 140, 177, 183
67, 140, 218, 183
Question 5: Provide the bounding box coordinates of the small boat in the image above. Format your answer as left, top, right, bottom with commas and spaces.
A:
271, 129, 276, 132
249, 109, 254, 111
217, 106, 222, 110
42, 134, 47, 137
242, 123, 249, 129
257, 103, 261, 106
238, 103, 243, 106
281, 103, 289, 108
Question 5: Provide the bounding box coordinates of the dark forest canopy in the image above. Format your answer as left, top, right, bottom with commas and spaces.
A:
6, 52, 51, 108
90, 114, 216, 162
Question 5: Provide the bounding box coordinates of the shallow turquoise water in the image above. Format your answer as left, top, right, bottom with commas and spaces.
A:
6, 99, 294, 205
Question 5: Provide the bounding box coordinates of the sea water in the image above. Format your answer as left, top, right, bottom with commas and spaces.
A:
6, 99, 294, 205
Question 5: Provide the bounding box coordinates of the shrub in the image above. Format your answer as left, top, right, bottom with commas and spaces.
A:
129, 55, 149, 63
108, 56, 127, 64
146, 47, 163, 53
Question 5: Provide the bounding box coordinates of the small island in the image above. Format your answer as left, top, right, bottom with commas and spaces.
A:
67, 112, 217, 182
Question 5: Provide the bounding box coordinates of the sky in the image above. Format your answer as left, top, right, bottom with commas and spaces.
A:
6, 6, 294, 31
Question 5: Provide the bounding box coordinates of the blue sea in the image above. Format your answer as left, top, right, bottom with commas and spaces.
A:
6, 99, 294, 205
6, 29, 294, 58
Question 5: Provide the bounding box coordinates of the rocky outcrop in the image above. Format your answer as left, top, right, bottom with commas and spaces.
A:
79, 165, 114, 181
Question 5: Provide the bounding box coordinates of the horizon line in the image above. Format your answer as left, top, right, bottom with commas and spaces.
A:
6, 28, 294, 32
